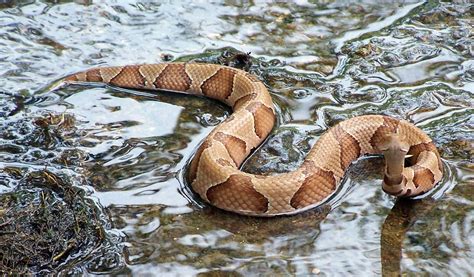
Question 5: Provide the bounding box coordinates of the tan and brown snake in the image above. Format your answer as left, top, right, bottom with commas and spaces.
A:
64, 63, 443, 216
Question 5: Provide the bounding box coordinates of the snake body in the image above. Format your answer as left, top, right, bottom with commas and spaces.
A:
65, 63, 443, 216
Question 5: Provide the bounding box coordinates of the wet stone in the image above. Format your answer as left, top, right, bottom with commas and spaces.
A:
0, 170, 117, 275
0, 1, 472, 276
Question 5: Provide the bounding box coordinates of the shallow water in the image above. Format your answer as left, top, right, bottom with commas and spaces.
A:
0, 0, 473, 275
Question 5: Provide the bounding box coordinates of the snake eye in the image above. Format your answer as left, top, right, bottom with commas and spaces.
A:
399, 144, 410, 152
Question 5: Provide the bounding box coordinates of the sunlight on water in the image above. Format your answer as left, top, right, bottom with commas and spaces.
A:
0, 0, 472, 275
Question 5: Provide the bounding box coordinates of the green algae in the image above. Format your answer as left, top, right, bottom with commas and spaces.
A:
0, 0, 472, 275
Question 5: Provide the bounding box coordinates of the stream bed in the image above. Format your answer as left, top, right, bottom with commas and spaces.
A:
0, 1, 473, 275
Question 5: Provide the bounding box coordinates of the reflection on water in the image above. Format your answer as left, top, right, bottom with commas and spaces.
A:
0, 0, 473, 275
381, 199, 436, 276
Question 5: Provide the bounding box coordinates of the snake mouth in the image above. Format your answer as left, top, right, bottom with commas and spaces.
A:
404, 154, 415, 167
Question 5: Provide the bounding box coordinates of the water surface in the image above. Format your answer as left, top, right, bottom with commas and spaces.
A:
0, 1, 473, 275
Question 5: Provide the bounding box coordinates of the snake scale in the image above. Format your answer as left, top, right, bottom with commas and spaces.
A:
64, 62, 443, 216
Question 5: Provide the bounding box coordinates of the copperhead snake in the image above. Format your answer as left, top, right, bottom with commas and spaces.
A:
64, 62, 443, 216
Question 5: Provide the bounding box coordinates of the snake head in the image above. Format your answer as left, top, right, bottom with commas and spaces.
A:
377, 134, 410, 189
376, 134, 410, 156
